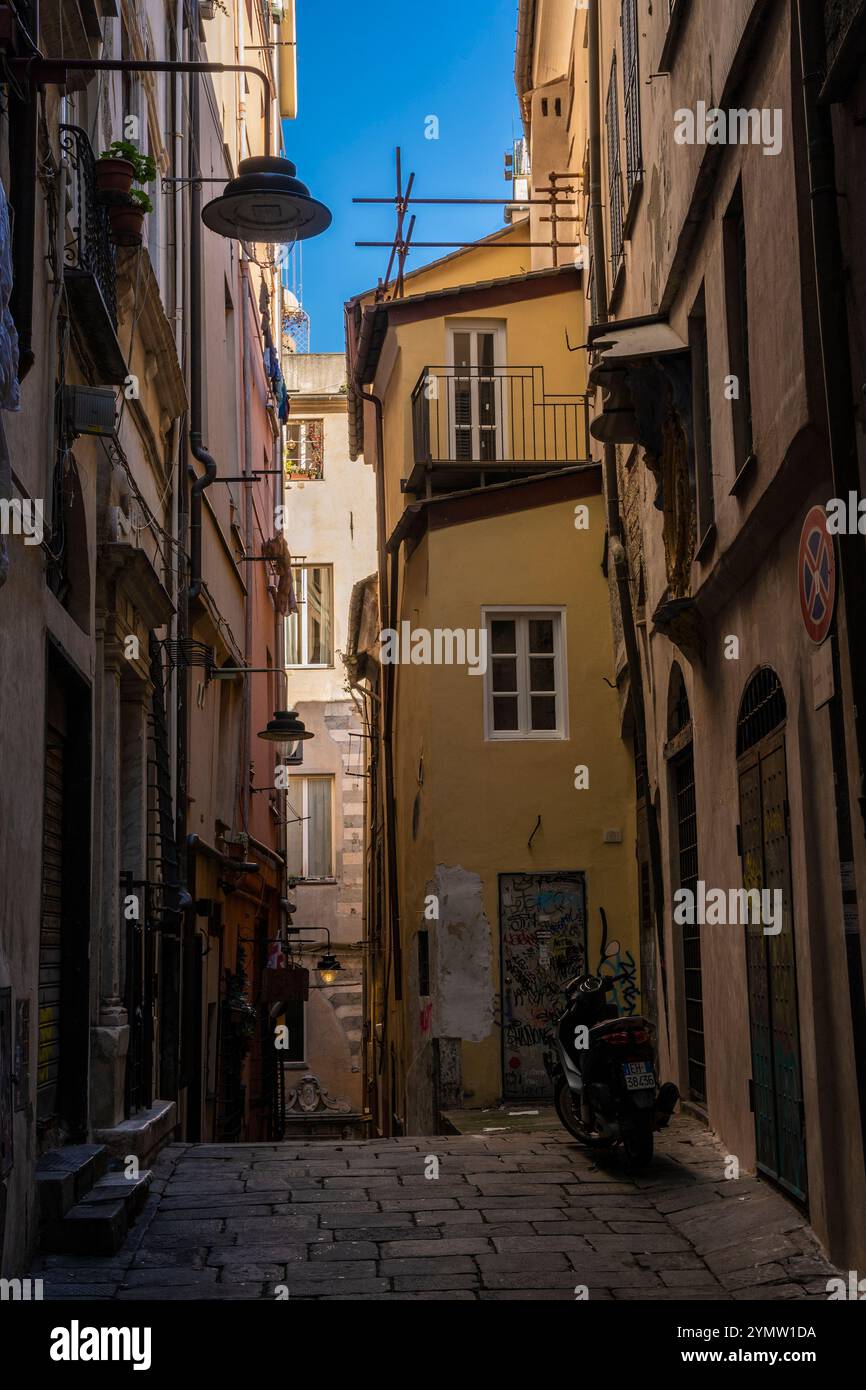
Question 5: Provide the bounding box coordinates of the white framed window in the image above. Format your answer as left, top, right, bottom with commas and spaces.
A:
287, 564, 334, 667
285, 419, 324, 479
482, 607, 568, 740
287, 775, 335, 880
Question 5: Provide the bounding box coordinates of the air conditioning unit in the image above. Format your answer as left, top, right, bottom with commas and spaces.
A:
63, 386, 116, 437
199, 1, 216, 19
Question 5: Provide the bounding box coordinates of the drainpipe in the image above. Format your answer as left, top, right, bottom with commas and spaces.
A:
187, 63, 217, 603
273, 318, 288, 917
587, 0, 668, 1032
241, 275, 254, 833
796, 0, 866, 1173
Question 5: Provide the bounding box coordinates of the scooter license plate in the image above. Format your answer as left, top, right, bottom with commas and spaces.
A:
623, 1062, 655, 1091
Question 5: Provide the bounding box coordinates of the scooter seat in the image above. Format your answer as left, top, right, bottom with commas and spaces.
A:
590, 1015, 648, 1038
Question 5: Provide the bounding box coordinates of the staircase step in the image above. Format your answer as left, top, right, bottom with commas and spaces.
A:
36, 1145, 110, 1220
40, 1200, 129, 1257
81, 1171, 152, 1222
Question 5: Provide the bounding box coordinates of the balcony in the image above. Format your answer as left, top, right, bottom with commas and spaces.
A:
409, 366, 592, 496
60, 124, 128, 385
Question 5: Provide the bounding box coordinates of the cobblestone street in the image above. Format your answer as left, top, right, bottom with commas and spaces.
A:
32, 1117, 840, 1301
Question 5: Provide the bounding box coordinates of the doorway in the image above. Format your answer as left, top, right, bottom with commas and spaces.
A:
37, 643, 92, 1143
446, 321, 506, 463
499, 872, 587, 1100
737, 668, 807, 1203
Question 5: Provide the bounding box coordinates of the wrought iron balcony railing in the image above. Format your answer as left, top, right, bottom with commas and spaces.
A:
59, 125, 124, 380
409, 365, 592, 495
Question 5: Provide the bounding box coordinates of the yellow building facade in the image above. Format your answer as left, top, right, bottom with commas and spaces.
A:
345, 226, 639, 1133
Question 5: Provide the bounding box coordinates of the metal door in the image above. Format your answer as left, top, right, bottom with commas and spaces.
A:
739, 736, 807, 1202
500, 872, 587, 1099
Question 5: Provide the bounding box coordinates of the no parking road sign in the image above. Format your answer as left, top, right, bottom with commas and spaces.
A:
799, 505, 836, 644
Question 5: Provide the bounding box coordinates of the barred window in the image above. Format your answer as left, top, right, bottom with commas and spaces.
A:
606, 53, 624, 274
622, 0, 643, 202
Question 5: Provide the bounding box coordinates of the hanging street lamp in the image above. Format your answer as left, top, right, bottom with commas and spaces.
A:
202, 156, 331, 243
257, 709, 314, 766
316, 953, 343, 987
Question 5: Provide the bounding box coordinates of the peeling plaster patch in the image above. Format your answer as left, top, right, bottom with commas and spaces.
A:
428, 865, 494, 1042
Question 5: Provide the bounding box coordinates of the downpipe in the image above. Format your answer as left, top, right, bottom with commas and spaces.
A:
187, 151, 217, 603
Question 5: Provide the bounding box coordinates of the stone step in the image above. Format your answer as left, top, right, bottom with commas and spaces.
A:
39, 1171, 153, 1256
41, 1201, 129, 1257
81, 1170, 152, 1215
35, 1145, 110, 1221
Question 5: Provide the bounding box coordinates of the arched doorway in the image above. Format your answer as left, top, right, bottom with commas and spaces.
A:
668, 665, 705, 1102
736, 668, 807, 1203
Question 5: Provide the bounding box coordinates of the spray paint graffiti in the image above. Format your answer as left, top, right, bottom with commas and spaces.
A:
500, 873, 587, 1099
597, 940, 639, 1016
595, 909, 639, 1016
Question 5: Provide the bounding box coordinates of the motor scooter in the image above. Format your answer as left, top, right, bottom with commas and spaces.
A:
543, 926, 678, 1167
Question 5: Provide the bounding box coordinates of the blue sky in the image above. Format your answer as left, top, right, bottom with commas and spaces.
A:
282, 0, 525, 352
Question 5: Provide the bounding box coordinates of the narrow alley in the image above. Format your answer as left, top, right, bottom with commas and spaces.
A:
3, 0, 866, 1357
32, 1117, 838, 1302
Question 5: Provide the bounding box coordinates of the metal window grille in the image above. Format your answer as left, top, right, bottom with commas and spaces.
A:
736, 668, 786, 757
670, 668, 691, 736
622, 0, 643, 201
606, 54, 624, 273
735, 208, 753, 446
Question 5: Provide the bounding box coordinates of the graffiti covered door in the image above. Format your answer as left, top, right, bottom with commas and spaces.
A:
738, 736, 807, 1203
499, 873, 587, 1100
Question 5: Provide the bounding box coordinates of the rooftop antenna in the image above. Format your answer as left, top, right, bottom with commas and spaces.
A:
354, 145, 586, 297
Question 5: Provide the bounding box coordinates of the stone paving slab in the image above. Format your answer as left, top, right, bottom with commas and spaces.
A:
31, 1116, 841, 1301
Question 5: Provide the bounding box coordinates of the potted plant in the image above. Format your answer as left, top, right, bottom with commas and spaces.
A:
96, 139, 156, 200
108, 189, 152, 247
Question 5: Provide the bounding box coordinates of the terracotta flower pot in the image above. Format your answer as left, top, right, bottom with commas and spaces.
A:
108, 202, 146, 247
95, 157, 135, 199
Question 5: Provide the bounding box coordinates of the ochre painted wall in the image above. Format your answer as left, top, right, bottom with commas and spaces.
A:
390, 491, 638, 1115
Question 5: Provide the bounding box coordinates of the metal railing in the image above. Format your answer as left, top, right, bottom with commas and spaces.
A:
59, 124, 118, 329
411, 366, 592, 469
